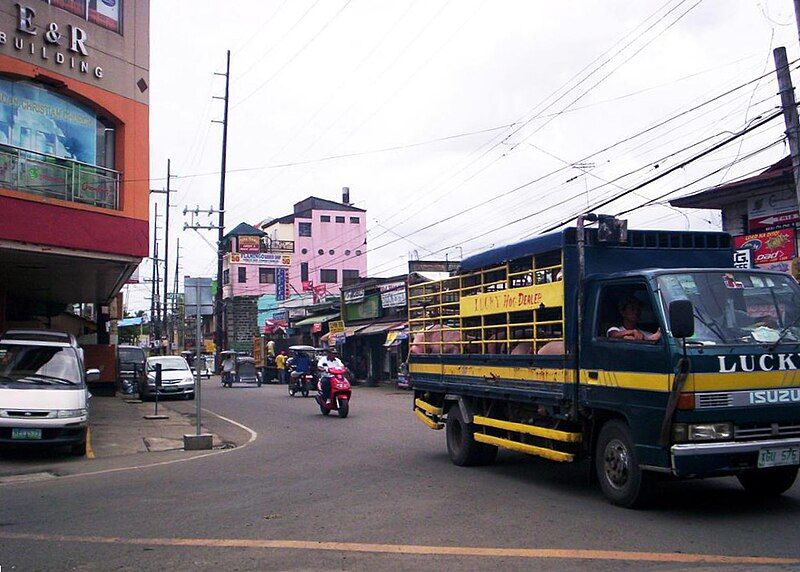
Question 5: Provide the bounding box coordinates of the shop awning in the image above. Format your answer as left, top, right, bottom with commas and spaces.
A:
354, 321, 406, 337
293, 313, 340, 327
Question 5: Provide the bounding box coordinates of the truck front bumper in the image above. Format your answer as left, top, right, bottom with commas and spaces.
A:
671, 438, 800, 478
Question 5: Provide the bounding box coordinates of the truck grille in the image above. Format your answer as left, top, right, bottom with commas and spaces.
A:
696, 392, 733, 409
4, 410, 50, 418
735, 422, 800, 440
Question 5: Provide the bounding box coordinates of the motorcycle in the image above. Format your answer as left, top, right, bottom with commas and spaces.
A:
315, 366, 351, 418
288, 370, 314, 397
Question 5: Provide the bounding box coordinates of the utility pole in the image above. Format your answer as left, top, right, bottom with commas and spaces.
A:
173, 239, 181, 349
773, 46, 800, 210
151, 160, 175, 355
213, 50, 231, 370
150, 203, 161, 345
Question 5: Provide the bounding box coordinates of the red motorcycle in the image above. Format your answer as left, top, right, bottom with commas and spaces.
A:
315, 366, 351, 418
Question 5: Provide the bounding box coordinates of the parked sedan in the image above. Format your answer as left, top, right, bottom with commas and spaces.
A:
141, 356, 195, 400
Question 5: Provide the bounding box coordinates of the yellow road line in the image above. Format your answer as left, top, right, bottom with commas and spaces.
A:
85, 428, 95, 459
0, 532, 796, 565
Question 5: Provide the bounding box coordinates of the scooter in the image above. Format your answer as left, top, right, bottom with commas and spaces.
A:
315, 366, 351, 418
288, 370, 314, 397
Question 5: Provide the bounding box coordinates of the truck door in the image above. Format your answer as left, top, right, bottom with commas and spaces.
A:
582, 280, 669, 390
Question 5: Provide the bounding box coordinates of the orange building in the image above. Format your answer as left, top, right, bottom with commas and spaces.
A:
0, 0, 148, 333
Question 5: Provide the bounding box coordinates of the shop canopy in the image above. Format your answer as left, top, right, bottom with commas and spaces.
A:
293, 313, 340, 327
354, 321, 406, 337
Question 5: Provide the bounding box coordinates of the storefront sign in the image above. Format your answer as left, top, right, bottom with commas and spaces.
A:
229, 252, 291, 266
275, 267, 287, 301
343, 288, 364, 303
272, 310, 288, 321
379, 281, 406, 292
238, 235, 261, 253
748, 189, 799, 231
733, 229, 796, 267
733, 248, 753, 269
329, 332, 346, 346
381, 287, 407, 308
329, 320, 345, 334
302, 280, 314, 292
460, 282, 564, 317
2, 4, 104, 79
265, 239, 294, 253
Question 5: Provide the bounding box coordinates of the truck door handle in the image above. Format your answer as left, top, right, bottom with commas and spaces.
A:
587, 371, 598, 380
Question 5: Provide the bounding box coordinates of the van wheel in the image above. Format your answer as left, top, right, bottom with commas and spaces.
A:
446, 404, 497, 466
595, 420, 651, 508
738, 467, 798, 497
70, 440, 87, 457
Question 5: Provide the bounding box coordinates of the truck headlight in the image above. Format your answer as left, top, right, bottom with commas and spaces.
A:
57, 409, 87, 418
672, 422, 733, 442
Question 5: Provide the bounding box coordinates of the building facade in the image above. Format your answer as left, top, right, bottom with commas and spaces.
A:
671, 157, 800, 277
259, 190, 367, 300
0, 1, 149, 333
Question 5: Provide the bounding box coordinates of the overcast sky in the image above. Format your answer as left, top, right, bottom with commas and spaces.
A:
130, 0, 800, 311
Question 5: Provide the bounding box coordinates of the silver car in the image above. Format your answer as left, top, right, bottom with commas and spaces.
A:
142, 356, 195, 400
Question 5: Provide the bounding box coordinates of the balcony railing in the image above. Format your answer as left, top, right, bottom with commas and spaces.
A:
0, 143, 120, 210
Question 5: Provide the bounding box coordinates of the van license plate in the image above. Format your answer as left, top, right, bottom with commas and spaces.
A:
11, 428, 42, 440
758, 446, 800, 468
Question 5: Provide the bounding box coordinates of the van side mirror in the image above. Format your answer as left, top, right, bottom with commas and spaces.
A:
85, 368, 100, 383
669, 300, 695, 339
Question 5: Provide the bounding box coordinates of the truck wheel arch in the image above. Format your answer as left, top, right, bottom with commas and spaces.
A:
444, 394, 473, 423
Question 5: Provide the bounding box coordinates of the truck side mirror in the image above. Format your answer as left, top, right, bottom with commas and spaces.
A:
85, 368, 100, 383
669, 300, 695, 339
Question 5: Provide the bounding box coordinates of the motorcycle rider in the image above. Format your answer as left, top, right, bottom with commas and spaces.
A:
317, 348, 344, 404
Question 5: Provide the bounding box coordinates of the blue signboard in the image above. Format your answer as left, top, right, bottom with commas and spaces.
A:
275, 268, 287, 301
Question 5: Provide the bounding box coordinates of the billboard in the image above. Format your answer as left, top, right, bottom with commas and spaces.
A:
89, 0, 123, 32
748, 189, 799, 231
733, 228, 796, 267
0, 78, 97, 165
237, 235, 261, 253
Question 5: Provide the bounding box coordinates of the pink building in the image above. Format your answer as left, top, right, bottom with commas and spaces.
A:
260, 191, 367, 297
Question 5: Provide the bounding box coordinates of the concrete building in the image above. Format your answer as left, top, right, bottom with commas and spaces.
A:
671, 157, 799, 276
0, 1, 149, 337
259, 189, 367, 299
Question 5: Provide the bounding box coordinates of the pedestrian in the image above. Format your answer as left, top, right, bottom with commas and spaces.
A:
275, 350, 287, 384
222, 353, 236, 385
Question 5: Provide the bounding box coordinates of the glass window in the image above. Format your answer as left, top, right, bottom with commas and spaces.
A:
298, 222, 312, 237
0, 343, 83, 387
237, 267, 247, 283
350, 217, 359, 224
259, 267, 275, 284
300, 262, 309, 283
223, 269, 230, 284
345, 250, 351, 256
329, 249, 334, 255
320, 269, 338, 283
342, 270, 359, 284
51, 0, 86, 18
301, 248, 308, 254
335, 216, 345, 223
596, 283, 661, 343
320, 215, 331, 222
317, 249, 324, 255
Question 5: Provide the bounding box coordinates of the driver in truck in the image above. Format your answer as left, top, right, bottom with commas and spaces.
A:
606, 297, 662, 342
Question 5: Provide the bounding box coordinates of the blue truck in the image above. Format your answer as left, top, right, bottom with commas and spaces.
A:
408, 215, 800, 507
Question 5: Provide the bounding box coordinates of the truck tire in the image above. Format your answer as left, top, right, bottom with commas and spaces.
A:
737, 467, 798, 497
595, 419, 652, 508
446, 404, 497, 466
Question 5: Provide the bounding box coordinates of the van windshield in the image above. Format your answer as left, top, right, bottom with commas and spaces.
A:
657, 271, 800, 346
0, 343, 83, 387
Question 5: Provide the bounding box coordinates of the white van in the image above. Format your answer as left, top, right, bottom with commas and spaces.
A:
0, 332, 96, 456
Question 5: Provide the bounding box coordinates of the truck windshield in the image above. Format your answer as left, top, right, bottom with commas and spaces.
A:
657, 271, 800, 346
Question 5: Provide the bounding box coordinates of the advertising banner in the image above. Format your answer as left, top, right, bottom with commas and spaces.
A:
343, 288, 365, 303
89, 0, 122, 32
748, 189, 799, 231
460, 281, 564, 318
275, 268, 287, 301
237, 236, 261, 253
344, 295, 380, 321
230, 252, 291, 266
733, 228, 796, 267
733, 249, 753, 269
329, 321, 345, 334
0, 78, 97, 164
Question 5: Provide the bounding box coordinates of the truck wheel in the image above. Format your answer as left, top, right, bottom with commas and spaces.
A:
738, 467, 798, 497
595, 420, 651, 508
446, 404, 497, 466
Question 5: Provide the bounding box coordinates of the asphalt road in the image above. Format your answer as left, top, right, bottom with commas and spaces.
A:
1, 379, 799, 571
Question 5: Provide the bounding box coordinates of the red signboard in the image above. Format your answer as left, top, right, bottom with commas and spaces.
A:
733, 228, 796, 266
237, 235, 261, 253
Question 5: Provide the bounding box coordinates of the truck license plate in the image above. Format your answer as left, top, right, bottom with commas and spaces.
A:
758, 446, 800, 468
11, 428, 42, 440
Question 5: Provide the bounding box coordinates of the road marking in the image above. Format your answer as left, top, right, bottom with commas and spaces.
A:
0, 532, 796, 565
85, 427, 95, 459
0, 407, 257, 487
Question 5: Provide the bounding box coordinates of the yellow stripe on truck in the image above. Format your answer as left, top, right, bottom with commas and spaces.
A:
473, 415, 582, 442
474, 433, 574, 462
414, 398, 443, 416
414, 408, 443, 430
